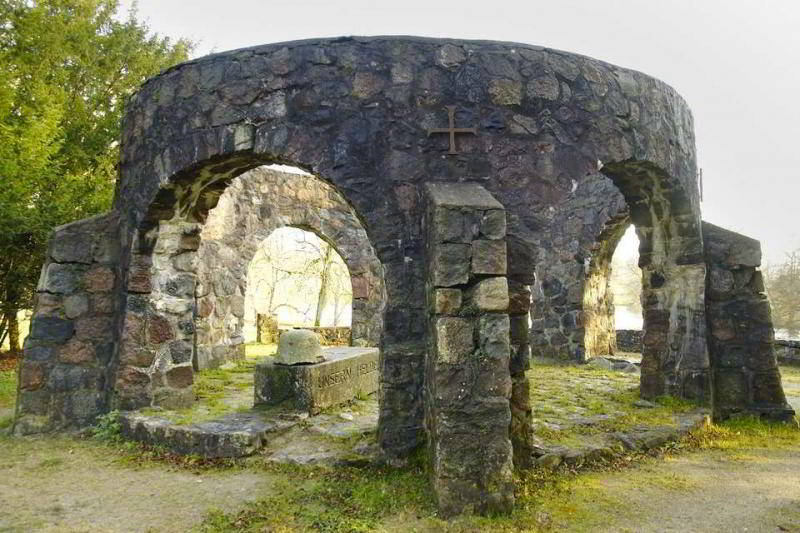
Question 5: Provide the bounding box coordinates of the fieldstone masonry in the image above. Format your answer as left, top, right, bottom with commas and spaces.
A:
424, 183, 515, 516
702, 222, 794, 421
775, 340, 800, 366
15, 213, 121, 433
13, 36, 794, 515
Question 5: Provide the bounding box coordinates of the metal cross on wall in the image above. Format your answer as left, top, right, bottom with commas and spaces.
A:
426, 106, 477, 155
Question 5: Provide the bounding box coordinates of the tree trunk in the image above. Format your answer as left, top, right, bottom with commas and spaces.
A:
7, 309, 19, 355
0, 314, 8, 348
315, 244, 334, 327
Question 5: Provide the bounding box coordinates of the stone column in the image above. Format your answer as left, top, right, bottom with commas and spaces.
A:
424, 183, 515, 517
703, 222, 794, 421
14, 213, 121, 434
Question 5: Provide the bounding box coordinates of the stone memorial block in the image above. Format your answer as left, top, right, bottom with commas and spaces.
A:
254, 346, 379, 414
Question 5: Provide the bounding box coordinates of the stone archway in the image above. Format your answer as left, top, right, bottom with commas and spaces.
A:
114, 158, 389, 410
600, 160, 709, 401
582, 211, 631, 358
192, 166, 385, 369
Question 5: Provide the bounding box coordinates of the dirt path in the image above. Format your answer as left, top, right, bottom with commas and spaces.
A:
0, 436, 274, 532
550, 447, 800, 532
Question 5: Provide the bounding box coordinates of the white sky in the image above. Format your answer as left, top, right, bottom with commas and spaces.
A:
120, 0, 800, 264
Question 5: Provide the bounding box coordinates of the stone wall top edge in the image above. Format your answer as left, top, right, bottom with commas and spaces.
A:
702, 220, 762, 251
136, 34, 690, 108
52, 210, 120, 234
425, 182, 503, 210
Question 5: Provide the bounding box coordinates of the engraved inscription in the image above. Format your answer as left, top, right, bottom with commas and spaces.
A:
358, 360, 378, 376
317, 367, 352, 389
316, 358, 378, 389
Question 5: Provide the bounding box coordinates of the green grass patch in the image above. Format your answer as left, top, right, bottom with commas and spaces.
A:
143, 358, 260, 425
688, 415, 800, 451
0, 368, 17, 410
198, 456, 433, 533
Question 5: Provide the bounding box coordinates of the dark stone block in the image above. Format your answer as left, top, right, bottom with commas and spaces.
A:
169, 340, 193, 364
751, 370, 786, 406
47, 365, 103, 392
41, 264, 82, 294
30, 317, 75, 343
713, 370, 748, 409
24, 345, 55, 362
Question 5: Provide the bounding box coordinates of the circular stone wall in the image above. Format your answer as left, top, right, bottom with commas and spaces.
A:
110, 36, 704, 456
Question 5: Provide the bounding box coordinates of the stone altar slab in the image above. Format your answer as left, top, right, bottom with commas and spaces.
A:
254, 347, 379, 414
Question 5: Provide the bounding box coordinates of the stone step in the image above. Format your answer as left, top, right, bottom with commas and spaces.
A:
119, 410, 297, 458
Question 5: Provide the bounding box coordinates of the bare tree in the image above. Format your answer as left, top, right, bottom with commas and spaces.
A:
764, 250, 800, 338
246, 228, 353, 329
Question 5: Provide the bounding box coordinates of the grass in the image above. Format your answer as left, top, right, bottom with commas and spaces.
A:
1, 358, 797, 531
687, 414, 800, 451
196, 413, 800, 532
199, 455, 433, 533
0, 368, 16, 409
142, 356, 262, 425
0, 365, 17, 430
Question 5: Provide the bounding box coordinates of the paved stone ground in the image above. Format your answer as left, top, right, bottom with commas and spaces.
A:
122, 352, 707, 465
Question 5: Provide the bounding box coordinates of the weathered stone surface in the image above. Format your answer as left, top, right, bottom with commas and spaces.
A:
41, 264, 80, 294
120, 411, 281, 458
775, 340, 800, 366
275, 329, 324, 365
703, 222, 794, 421
84, 267, 115, 292
30, 317, 74, 343
63, 294, 90, 319
58, 339, 94, 364
255, 347, 379, 414
434, 288, 462, 315
471, 240, 507, 275
467, 277, 509, 312
432, 243, 470, 287
426, 184, 515, 516
434, 317, 475, 363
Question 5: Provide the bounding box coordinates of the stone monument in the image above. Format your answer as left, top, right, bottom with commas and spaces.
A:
14, 36, 794, 517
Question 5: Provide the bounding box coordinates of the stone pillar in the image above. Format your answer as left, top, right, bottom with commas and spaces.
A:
424, 183, 515, 517
702, 222, 794, 421
114, 220, 200, 410
14, 213, 122, 434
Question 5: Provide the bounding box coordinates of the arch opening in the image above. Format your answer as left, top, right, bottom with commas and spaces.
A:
116, 161, 386, 410
583, 222, 643, 358
242, 227, 353, 343
598, 160, 709, 401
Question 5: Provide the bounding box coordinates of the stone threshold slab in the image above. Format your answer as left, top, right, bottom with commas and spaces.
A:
532, 409, 710, 469
119, 410, 298, 458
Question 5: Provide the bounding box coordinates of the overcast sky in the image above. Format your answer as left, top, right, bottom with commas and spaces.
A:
119, 0, 800, 264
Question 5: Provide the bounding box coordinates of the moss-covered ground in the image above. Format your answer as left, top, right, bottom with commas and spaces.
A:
141, 344, 276, 425
528, 359, 697, 448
